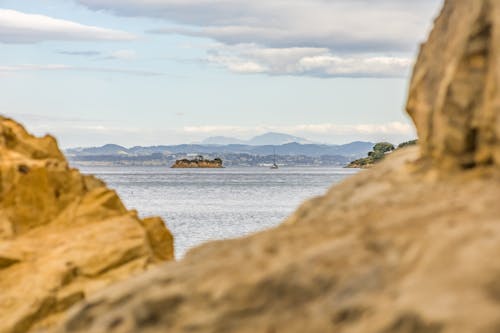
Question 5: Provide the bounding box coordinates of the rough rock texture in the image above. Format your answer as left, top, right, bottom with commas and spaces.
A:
52, 148, 500, 333
0, 117, 174, 333
51, 1, 500, 332
407, 0, 500, 169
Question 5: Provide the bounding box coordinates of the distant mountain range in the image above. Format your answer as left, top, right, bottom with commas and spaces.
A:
66, 141, 375, 159
202, 132, 314, 145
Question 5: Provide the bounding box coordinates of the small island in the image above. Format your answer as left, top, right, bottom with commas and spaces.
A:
346, 140, 417, 168
171, 155, 223, 168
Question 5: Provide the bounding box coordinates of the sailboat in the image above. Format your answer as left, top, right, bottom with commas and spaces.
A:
270, 148, 279, 169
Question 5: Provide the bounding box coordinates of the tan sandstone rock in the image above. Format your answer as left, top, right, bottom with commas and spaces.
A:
407, 0, 500, 169
0, 117, 174, 333
50, 0, 500, 332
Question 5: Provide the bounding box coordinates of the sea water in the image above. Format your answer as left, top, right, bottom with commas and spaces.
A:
78, 166, 359, 258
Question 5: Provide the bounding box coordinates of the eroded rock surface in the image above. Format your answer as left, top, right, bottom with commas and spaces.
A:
54, 147, 500, 333
50, 0, 500, 332
407, 0, 500, 169
0, 117, 174, 333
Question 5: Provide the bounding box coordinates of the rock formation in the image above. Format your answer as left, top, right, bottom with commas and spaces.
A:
407, 0, 499, 169
0, 117, 174, 333
46, 0, 500, 332
171, 157, 223, 168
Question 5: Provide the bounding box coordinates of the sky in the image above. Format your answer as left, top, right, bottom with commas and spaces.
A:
0, 0, 443, 148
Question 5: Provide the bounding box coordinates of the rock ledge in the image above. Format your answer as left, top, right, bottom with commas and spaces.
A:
0, 117, 173, 333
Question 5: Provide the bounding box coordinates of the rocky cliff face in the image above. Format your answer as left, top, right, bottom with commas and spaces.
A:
45, 0, 500, 332
0, 117, 174, 333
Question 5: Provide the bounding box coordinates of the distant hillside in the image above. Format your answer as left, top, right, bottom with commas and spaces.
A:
201, 132, 313, 146
66, 141, 374, 159
68, 144, 130, 156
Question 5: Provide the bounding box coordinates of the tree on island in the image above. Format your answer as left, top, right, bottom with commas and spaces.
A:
347, 140, 417, 168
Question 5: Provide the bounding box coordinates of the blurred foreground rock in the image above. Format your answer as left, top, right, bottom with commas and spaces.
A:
407, 0, 500, 168
0, 117, 173, 333
54, 146, 500, 333
48, 0, 500, 332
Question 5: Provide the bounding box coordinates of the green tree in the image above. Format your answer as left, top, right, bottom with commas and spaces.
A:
398, 140, 418, 149
373, 142, 395, 153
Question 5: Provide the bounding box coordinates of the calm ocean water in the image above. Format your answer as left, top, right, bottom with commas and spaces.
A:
78, 166, 359, 258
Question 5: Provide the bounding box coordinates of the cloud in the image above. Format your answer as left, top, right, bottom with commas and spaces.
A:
183, 122, 414, 136
3, 113, 145, 148
78, 0, 440, 52
290, 122, 414, 135
76, 0, 442, 77
0, 9, 136, 44
5, 110, 414, 147
0, 64, 163, 76
57, 50, 102, 57
57, 49, 138, 61
103, 49, 137, 60
206, 43, 412, 77
183, 125, 250, 134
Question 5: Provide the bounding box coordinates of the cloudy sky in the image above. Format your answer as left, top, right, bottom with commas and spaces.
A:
0, 0, 442, 147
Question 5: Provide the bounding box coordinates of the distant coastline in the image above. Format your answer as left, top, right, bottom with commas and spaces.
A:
65, 141, 372, 167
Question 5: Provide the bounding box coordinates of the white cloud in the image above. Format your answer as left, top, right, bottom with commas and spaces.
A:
76, 0, 442, 77
183, 122, 414, 136
0, 9, 136, 43
78, 0, 440, 52
206, 43, 412, 77
57, 50, 102, 57
108, 49, 137, 60
290, 122, 414, 135
183, 125, 251, 134
5, 111, 414, 147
